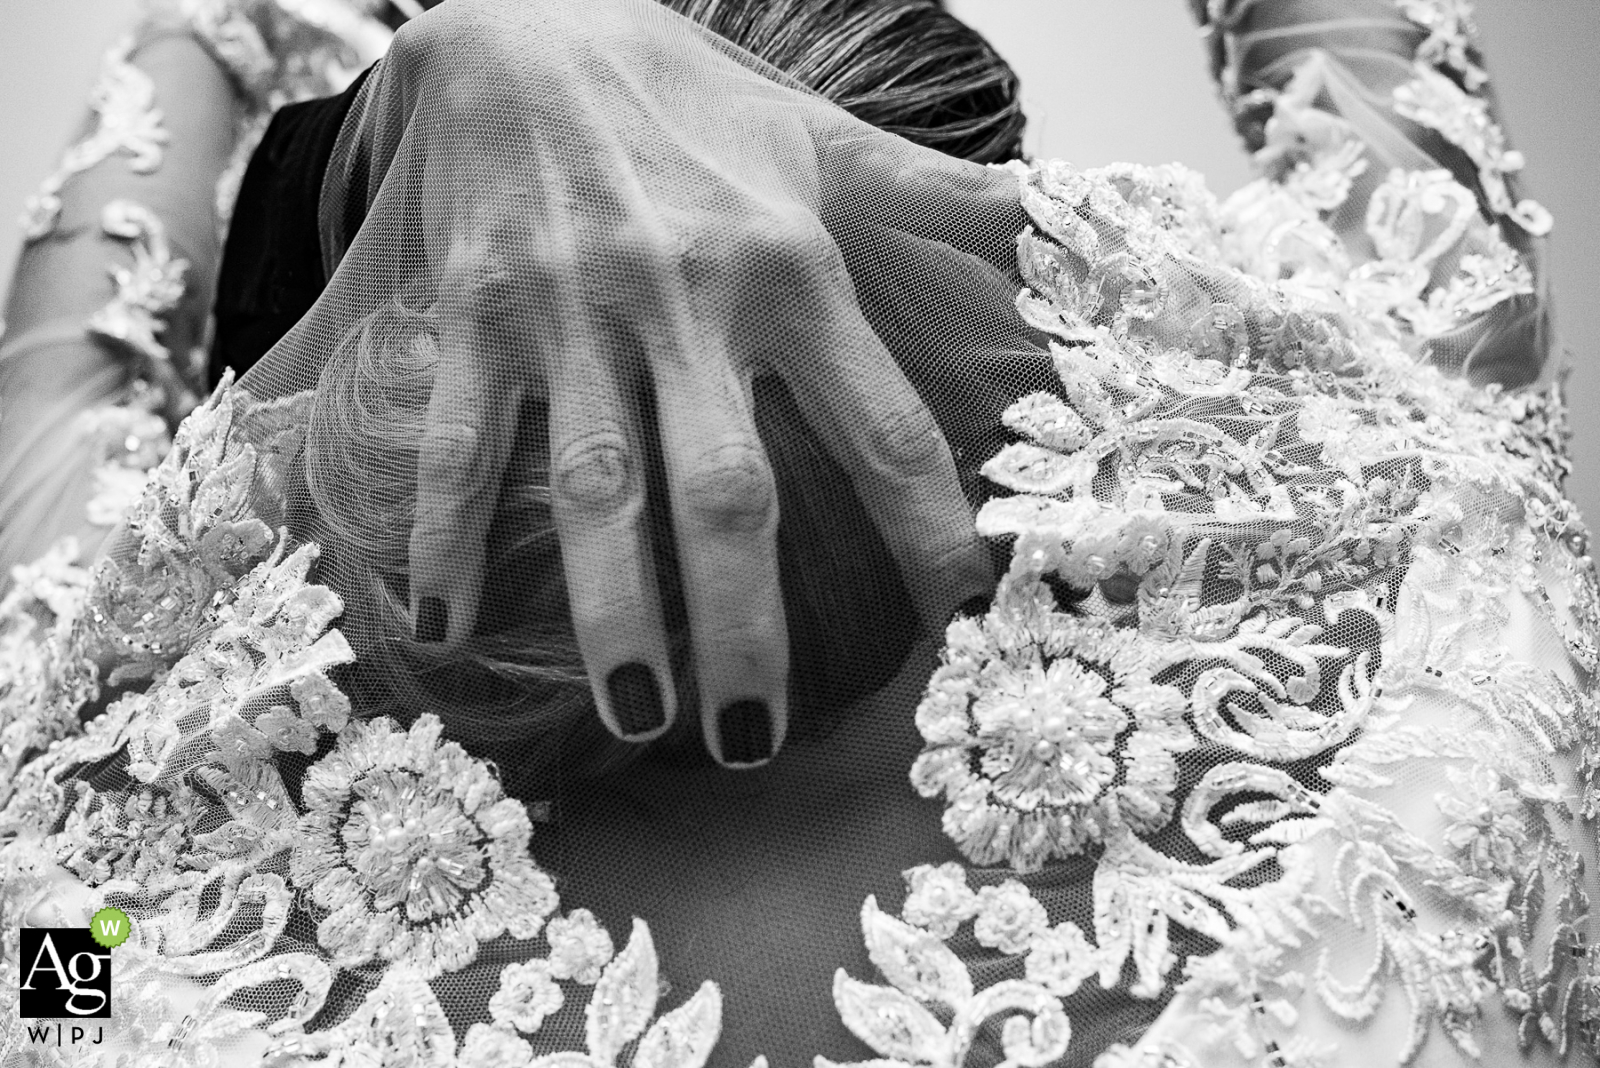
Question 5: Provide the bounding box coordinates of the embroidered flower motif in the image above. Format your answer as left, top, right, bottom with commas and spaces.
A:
197, 519, 276, 584
1024, 921, 1100, 997
1391, 64, 1551, 234
291, 713, 558, 978
82, 379, 312, 683
460, 1022, 534, 1066
977, 656, 1124, 808
1438, 765, 1526, 877
547, 907, 617, 984
973, 881, 1048, 955
345, 766, 492, 916
253, 706, 319, 755
916, 153, 1593, 1061
120, 540, 354, 786
4, 37, 1596, 1068
1294, 393, 1362, 454
290, 672, 351, 732
491, 959, 566, 1034
56, 781, 201, 887
507, 918, 724, 1068
212, 713, 274, 770
911, 594, 1193, 870
1397, 0, 1485, 89
900, 863, 980, 939
89, 199, 191, 371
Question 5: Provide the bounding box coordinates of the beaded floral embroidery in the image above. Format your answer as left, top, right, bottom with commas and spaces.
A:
291, 713, 558, 976
0, 379, 719, 1068
88, 199, 197, 392
823, 890, 1072, 1068
894, 7, 1600, 1061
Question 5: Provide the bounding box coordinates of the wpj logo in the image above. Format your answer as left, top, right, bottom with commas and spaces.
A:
14, 908, 130, 1050
18, 929, 111, 1019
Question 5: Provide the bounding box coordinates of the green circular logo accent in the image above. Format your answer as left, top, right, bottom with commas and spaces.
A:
90, 906, 132, 949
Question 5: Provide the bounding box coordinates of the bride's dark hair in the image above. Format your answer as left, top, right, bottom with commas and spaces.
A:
392, 0, 1027, 163
661, 0, 1025, 163
299, 0, 1031, 791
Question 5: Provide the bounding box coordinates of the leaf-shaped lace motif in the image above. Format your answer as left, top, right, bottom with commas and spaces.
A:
588, 918, 663, 1064
632, 982, 724, 1068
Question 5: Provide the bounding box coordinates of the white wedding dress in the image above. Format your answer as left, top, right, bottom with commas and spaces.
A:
0, 2, 1595, 1067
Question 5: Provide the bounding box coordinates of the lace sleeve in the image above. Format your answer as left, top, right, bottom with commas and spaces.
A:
1190, 0, 1553, 389
134, 0, 392, 241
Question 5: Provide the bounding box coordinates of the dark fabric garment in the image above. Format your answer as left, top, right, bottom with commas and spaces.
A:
209, 68, 371, 387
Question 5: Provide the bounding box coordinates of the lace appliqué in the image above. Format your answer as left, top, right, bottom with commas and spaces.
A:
0, 374, 729, 1068
826, 857, 1320, 1068
71, 386, 176, 528
1391, 63, 1551, 236
142, 0, 388, 104
822, 893, 1071, 1068
78, 374, 308, 685
898, 152, 1598, 1066
87, 199, 199, 397
289, 712, 557, 976
266, 919, 723, 1068
1395, 0, 1486, 90
20, 37, 168, 241
0, 540, 98, 798
1349, 167, 1534, 341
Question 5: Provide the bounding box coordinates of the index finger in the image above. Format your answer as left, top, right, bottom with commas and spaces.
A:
407, 225, 530, 644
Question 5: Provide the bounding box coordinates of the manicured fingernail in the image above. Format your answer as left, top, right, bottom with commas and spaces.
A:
951, 595, 991, 623
718, 700, 772, 766
1097, 570, 1141, 605
606, 663, 665, 739
416, 596, 448, 642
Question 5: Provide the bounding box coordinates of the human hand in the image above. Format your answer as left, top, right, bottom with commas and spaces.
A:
301, 0, 1014, 766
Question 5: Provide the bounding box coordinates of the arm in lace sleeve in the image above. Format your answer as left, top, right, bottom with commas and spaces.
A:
0, 31, 239, 578
0, 2, 391, 582
1190, 0, 1553, 389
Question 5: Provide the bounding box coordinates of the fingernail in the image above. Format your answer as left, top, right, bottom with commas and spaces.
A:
718, 700, 773, 766
1097, 570, 1141, 605
415, 596, 449, 643
606, 663, 666, 739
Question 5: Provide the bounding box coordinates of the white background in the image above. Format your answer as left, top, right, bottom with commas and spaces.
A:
1, 0, 1598, 519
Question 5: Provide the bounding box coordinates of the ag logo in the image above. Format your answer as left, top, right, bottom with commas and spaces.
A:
18, 929, 112, 1018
